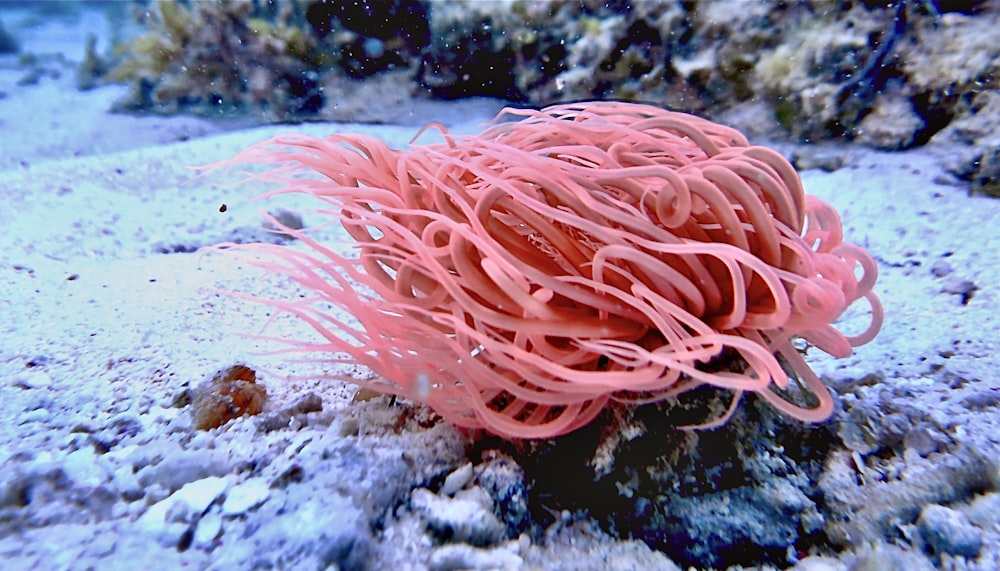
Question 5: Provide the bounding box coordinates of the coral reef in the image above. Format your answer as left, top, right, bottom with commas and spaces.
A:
106, 1, 321, 118
104, 0, 426, 119
93, 0, 1000, 192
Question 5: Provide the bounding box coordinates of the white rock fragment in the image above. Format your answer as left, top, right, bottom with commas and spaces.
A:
194, 509, 223, 547
171, 476, 231, 519
918, 504, 983, 559
110, 462, 142, 491
411, 487, 506, 547
19, 407, 50, 424
428, 543, 523, 571
137, 476, 231, 547
61, 446, 109, 487
440, 463, 474, 497
136, 504, 189, 547
222, 478, 271, 515
11, 370, 53, 389
136, 448, 232, 490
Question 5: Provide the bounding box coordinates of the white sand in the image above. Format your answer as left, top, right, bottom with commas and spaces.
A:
2, 4, 999, 571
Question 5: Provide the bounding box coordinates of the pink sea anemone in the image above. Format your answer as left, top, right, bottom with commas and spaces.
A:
217, 101, 882, 439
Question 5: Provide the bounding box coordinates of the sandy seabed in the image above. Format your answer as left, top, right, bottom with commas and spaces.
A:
1, 4, 999, 571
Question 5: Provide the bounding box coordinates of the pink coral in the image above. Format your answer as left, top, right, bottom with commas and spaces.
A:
217, 101, 882, 439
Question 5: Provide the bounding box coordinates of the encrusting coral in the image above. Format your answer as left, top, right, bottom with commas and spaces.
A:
215, 101, 882, 439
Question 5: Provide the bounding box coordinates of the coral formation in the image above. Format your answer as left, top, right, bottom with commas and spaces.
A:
104, 0, 427, 119
107, 1, 319, 117
215, 101, 881, 439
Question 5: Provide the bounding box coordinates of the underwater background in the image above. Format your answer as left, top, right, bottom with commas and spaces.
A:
1, 1, 999, 570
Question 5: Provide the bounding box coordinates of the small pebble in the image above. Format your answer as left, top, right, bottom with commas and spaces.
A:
194, 510, 223, 547
941, 278, 978, 304
929, 260, 953, 278
11, 370, 53, 389
19, 408, 51, 424
191, 365, 266, 430
440, 463, 474, 497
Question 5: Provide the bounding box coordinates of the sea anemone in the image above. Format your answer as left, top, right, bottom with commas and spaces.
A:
216, 101, 882, 439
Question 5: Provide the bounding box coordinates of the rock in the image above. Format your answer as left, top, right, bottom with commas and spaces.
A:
791, 555, 845, 571
941, 278, 978, 304
137, 476, 231, 547
136, 505, 191, 548
61, 446, 110, 487
856, 90, 925, 151
190, 364, 266, 430
428, 543, 523, 571
194, 509, 223, 547
929, 260, 953, 278
851, 541, 936, 571
440, 463, 473, 497
10, 370, 54, 389
902, 426, 942, 458
19, 407, 51, 424
476, 454, 530, 536
411, 487, 507, 547
790, 147, 848, 172
316, 528, 374, 571
917, 504, 983, 559
967, 493, 1000, 529
221, 478, 271, 515
135, 448, 233, 491
171, 476, 230, 518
